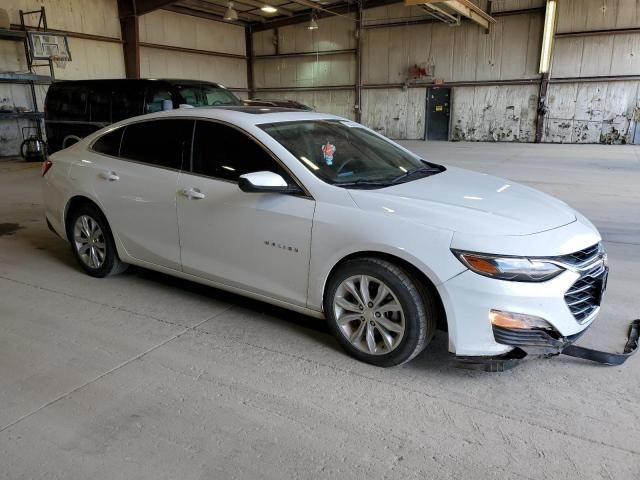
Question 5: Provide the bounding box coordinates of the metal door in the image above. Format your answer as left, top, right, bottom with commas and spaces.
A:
426, 88, 451, 141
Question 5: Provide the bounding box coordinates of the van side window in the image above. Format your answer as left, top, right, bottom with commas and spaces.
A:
89, 89, 111, 123
112, 87, 144, 122
145, 87, 173, 113
192, 120, 289, 182
92, 128, 123, 157
120, 120, 194, 170
46, 86, 88, 121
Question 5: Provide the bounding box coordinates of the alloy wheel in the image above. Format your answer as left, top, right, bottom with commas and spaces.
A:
333, 275, 405, 355
73, 215, 106, 269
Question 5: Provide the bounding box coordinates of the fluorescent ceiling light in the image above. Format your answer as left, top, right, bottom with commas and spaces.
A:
539, 0, 557, 73
261, 5, 278, 13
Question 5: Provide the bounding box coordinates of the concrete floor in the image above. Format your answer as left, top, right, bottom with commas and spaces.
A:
1, 142, 639, 479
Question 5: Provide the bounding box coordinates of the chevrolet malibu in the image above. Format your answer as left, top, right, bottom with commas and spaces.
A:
42, 107, 608, 367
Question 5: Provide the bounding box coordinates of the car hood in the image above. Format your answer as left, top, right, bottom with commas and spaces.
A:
347, 166, 576, 236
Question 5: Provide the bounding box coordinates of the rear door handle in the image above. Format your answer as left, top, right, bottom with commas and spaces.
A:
180, 188, 206, 199
99, 170, 119, 181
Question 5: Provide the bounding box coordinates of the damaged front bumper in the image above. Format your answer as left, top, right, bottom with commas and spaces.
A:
454, 319, 639, 371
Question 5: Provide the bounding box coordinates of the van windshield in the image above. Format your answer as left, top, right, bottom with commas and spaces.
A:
174, 83, 242, 107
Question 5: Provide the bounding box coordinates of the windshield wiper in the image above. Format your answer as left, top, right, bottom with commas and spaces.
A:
391, 165, 441, 184
335, 179, 392, 189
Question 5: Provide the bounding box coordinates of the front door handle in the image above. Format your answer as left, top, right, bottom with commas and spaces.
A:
99, 170, 119, 181
180, 187, 206, 199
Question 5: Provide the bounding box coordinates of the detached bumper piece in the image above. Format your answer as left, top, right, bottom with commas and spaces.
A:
454, 319, 639, 372
563, 319, 639, 366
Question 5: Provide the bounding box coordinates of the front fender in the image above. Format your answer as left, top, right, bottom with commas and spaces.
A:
307, 201, 465, 311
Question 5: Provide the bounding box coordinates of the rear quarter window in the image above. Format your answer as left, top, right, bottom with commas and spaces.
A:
92, 128, 123, 157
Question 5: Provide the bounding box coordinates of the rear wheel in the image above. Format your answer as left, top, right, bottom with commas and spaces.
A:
68, 204, 127, 277
324, 257, 436, 367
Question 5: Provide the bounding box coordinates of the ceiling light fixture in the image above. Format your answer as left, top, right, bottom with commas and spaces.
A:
308, 10, 319, 30
539, 0, 557, 73
261, 5, 278, 13
224, 1, 239, 21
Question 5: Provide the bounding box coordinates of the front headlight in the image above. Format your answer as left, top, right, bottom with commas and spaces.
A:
451, 250, 565, 282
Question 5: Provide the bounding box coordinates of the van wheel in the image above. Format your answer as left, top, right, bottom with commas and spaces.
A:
324, 257, 436, 367
68, 204, 127, 278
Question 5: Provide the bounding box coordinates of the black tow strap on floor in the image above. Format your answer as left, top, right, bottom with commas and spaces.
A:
562, 319, 640, 366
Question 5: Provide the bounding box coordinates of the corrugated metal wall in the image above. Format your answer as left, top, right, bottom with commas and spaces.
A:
543, 0, 640, 143
139, 10, 247, 91
250, 0, 640, 144
252, 15, 357, 119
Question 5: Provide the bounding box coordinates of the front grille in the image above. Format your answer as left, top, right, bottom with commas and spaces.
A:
564, 262, 607, 323
558, 243, 601, 267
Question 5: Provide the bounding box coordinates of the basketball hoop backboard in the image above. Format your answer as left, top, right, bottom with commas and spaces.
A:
27, 31, 71, 61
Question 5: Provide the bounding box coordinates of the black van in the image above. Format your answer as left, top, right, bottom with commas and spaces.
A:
44, 78, 242, 153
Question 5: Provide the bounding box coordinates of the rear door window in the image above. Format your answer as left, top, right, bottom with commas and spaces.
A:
92, 128, 123, 157
120, 119, 194, 170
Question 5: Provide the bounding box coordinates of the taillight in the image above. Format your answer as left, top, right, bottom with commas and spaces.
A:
41, 159, 53, 176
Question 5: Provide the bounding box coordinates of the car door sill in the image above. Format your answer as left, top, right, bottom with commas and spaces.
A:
125, 256, 325, 320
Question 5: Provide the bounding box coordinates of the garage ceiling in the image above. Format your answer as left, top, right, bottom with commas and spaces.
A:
164, 0, 362, 25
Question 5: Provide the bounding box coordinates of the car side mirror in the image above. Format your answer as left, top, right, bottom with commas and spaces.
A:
238, 171, 298, 194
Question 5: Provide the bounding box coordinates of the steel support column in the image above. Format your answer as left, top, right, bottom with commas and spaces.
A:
354, 0, 363, 123
118, 0, 140, 79
245, 26, 255, 99
535, 72, 549, 143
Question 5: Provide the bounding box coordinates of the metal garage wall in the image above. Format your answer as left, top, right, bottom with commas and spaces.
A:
544, 0, 640, 143
450, 84, 539, 142
0, 0, 125, 156
139, 10, 247, 92
545, 81, 640, 143
251, 14, 357, 119
360, 3, 543, 140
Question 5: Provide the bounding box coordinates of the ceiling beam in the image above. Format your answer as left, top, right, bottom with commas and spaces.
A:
404, 0, 496, 29
170, 0, 266, 22
163, 5, 244, 23
287, 0, 329, 9
250, 0, 400, 31
119, 0, 180, 17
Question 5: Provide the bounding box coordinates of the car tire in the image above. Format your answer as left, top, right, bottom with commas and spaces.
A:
68, 203, 128, 278
324, 257, 436, 367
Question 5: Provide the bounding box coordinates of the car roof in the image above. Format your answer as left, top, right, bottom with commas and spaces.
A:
49, 78, 225, 88
115, 106, 345, 127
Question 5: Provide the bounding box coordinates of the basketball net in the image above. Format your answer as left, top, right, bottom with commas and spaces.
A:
50, 54, 69, 70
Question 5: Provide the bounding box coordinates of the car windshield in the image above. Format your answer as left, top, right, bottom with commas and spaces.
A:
175, 83, 242, 107
260, 120, 443, 188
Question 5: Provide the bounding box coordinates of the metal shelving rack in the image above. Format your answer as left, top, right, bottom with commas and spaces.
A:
0, 7, 55, 140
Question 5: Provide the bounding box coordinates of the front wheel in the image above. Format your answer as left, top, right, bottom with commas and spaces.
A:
68, 204, 128, 278
324, 258, 436, 367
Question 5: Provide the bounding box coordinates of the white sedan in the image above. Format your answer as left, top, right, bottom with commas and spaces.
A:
42, 107, 608, 367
